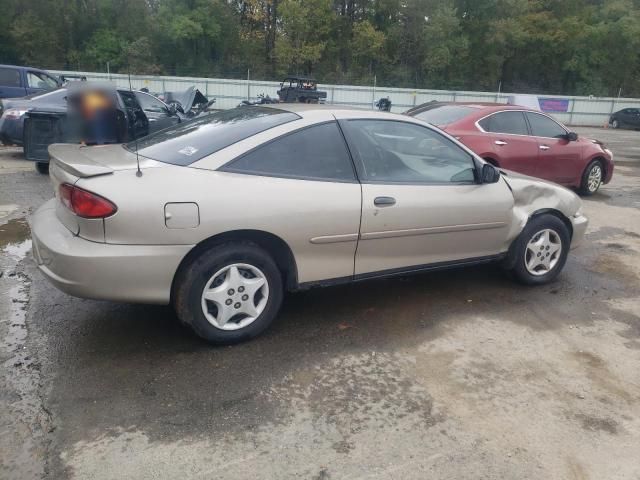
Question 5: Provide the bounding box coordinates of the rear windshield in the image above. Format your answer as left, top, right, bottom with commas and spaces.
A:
411, 105, 477, 126
126, 107, 300, 165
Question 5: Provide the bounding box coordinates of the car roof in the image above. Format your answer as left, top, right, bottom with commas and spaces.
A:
262, 103, 410, 121
283, 76, 317, 81
409, 101, 537, 113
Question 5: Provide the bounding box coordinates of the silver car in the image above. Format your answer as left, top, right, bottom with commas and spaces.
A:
30, 105, 588, 344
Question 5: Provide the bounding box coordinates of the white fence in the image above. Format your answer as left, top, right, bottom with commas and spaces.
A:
51, 70, 640, 127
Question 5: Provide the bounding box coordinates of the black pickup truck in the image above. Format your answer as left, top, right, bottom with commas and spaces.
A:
277, 77, 327, 104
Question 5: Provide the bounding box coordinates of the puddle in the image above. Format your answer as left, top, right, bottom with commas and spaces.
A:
0, 218, 30, 251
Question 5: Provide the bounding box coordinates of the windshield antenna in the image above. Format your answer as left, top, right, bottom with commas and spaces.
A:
127, 67, 142, 177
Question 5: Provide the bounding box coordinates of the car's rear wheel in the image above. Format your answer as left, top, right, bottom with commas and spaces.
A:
611, 119, 619, 129
35, 162, 49, 174
507, 215, 570, 285
173, 242, 283, 344
579, 160, 603, 195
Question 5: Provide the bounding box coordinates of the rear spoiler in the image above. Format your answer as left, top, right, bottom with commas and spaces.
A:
48, 144, 114, 178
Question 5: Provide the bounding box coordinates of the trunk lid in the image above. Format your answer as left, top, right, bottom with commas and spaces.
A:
48, 143, 150, 178
48, 143, 163, 242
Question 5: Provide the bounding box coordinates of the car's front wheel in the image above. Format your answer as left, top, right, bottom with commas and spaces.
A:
507, 215, 570, 285
579, 160, 603, 195
173, 242, 283, 344
611, 118, 620, 129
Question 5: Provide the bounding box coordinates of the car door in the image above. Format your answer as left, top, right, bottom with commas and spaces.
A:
525, 112, 581, 185
134, 91, 180, 132
339, 118, 515, 276
0, 67, 27, 98
476, 110, 539, 176
629, 108, 640, 127
619, 108, 633, 126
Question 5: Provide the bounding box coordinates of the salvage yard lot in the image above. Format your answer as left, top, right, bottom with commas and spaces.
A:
1, 126, 639, 479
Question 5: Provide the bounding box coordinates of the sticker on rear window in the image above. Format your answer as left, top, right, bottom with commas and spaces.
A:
178, 146, 198, 156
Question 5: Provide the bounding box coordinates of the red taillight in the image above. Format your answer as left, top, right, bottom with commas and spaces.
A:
58, 183, 117, 218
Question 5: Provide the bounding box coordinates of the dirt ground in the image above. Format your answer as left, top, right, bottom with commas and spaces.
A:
1, 126, 639, 479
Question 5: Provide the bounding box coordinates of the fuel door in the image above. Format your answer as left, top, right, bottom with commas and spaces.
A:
164, 202, 199, 229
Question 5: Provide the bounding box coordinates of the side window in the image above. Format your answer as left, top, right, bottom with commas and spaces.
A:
222, 122, 355, 182
27, 71, 57, 89
119, 91, 140, 110
0, 67, 21, 87
135, 92, 168, 113
525, 113, 566, 138
343, 120, 476, 184
478, 111, 528, 135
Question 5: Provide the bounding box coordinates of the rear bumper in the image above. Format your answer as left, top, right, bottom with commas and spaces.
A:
570, 213, 588, 249
29, 199, 193, 304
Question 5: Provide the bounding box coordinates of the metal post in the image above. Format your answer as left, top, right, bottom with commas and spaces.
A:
247, 69, 251, 101
107, 62, 111, 80
372, 75, 377, 110
331, 86, 335, 105
568, 99, 575, 125
496, 81, 501, 102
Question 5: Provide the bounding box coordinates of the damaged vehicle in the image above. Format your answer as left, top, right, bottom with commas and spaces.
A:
20, 84, 184, 173
162, 86, 216, 117
30, 105, 587, 345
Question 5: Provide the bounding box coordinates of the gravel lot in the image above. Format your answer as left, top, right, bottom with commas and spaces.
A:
1, 126, 639, 479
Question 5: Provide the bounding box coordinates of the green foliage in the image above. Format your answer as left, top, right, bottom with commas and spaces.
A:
0, 0, 639, 95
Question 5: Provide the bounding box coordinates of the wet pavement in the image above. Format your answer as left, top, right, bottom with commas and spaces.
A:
1, 131, 640, 479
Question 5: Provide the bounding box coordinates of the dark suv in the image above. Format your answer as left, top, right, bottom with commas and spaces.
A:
0, 64, 61, 99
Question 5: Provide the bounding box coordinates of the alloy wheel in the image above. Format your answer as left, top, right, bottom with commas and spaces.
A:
525, 229, 562, 276
587, 164, 602, 193
201, 263, 269, 330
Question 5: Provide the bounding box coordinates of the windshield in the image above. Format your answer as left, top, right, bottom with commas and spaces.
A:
412, 105, 477, 126
126, 107, 300, 166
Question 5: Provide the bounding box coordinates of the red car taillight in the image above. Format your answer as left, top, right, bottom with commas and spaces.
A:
58, 183, 117, 218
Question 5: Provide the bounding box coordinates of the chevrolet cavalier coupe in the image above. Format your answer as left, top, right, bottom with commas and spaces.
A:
30, 105, 588, 344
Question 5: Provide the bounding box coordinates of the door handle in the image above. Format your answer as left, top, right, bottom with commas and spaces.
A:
494, 140, 508, 146
374, 196, 396, 207
539, 145, 550, 150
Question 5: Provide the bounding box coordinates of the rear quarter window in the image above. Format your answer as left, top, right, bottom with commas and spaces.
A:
0, 67, 21, 87
221, 122, 356, 182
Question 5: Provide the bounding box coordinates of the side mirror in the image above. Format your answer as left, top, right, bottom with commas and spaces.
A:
168, 103, 177, 116
481, 163, 500, 184
566, 131, 578, 141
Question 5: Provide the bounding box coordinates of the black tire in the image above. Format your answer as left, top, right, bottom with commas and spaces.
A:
35, 162, 49, 174
173, 242, 283, 344
507, 214, 570, 285
611, 118, 619, 129
579, 160, 603, 196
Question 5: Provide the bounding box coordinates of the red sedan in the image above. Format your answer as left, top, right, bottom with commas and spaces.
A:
406, 103, 614, 195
